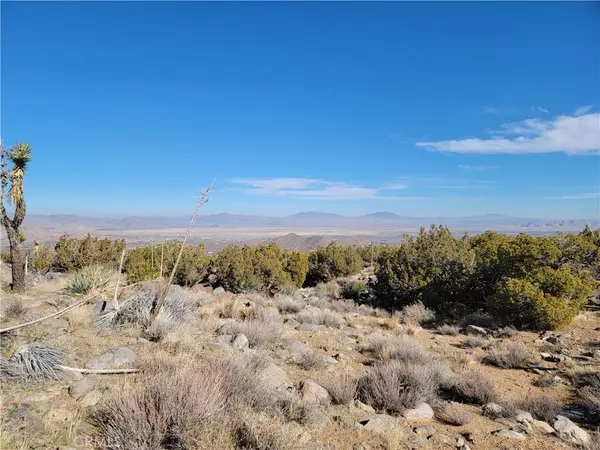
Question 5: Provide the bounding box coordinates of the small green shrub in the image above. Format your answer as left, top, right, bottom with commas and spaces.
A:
54, 234, 125, 272
341, 281, 369, 300
305, 243, 363, 286
28, 244, 56, 273
67, 265, 113, 294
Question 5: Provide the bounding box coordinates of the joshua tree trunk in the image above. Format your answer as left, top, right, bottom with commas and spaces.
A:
4, 224, 25, 292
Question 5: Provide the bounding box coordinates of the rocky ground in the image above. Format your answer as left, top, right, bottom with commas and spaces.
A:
0, 265, 598, 450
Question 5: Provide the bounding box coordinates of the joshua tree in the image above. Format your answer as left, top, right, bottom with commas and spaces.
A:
1, 142, 32, 292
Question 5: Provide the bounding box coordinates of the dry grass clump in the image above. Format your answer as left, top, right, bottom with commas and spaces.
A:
329, 298, 360, 314
517, 394, 562, 423
534, 374, 559, 388
2, 299, 26, 320
569, 369, 600, 424
275, 295, 303, 314
314, 281, 341, 299
482, 401, 517, 419
277, 395, 323, 426
66, 305, 91, 332
218, 309, 283, 347
436, 324, 460, 336
444, 368, 498, 405
321, 373, 358, 405
399, 302, 435, 326
483, 341, 537, 369
435, 403, 471, 426
92, 360, 227, 450
357, 360, 439, 414
295, 308, 343, 328
362, 336, 429, 364
67, 264, 114, 294
462, 336, 490, 349
297, 351, 327, 371
233, 407, 301, 450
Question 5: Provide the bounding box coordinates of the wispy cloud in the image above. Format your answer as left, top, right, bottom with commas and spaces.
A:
574, 105, 593, 116
546, 192, 600, 200
483, 106, 515, 116
229, 178, 416, 201
458, 164, 499, 171
537, 106, 549, 114
416, 107, 600, 155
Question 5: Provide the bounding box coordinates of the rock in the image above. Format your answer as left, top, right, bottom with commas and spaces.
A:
59, 368, 83, 381
456, 436, 465, 447
354, 400, 376, 414
413, 425, 436, 437
593, 349, 600, 360
278, 339, 311, 362
465, 325, 488, 336
322, 356, 338, 364
257, 363, 292, 392
69, 378, 96, 399
81, 390, 103, 407
553, 415, 589, 446
301, 380, 330, 404
541, 353, 569, 363
217, 334, 233, 343
403, 403, 434, 421
492, 429, 527, 441
284, 318, 301, 328
232, 334, 249, 350
85, 347, 137, 370
515, 410, 534, 423
213, 287, 226, 295
483, 402, 503, 417
530, 419, 555, 434
356, 414, 397, 432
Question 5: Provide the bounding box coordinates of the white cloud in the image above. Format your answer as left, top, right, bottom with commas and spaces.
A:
458, 165, 499, 171
537, 106, 549, 113
574, 105, 593, 116
229, 178, 430, 201
416, 109, 600, 155
483, 106, 515, 116
546, 192, 600, 200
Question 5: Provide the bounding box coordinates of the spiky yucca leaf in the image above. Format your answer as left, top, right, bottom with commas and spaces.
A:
6, 143, 31, 206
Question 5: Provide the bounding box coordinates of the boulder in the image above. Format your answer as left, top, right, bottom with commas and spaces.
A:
231, 334, 249, 350
68, 378, 96, 399
301, 380, 330, 404
257, 363, 292, 393
514, 410, 534, 423
492, 429, 527, 441
403, 403, 434, 421
483, 402, 503, 417
81, 390, 103, 407
553, 415, 589, 446
85, 347, 137, 370
530, 420, 555, 434
213, 287, 226, 295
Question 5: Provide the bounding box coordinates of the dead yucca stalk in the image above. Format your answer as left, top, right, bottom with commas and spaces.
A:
148, 181, 214, 326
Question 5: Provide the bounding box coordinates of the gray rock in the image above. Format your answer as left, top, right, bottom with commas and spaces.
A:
85, 347, 137, 370
81, 390, 103, 407
403, 402, 434, 421
69, 378, 95, 399
515, 410, 534, 423
354, 400, 376, 414
60, 368, 83, 381
553, 415, 589, 446
257, 363, 292, 392
232, 334, 249, 350
456, 436, 465, 447
413, 425, 436, 437
483, 402, 503, 416
301, 380, 330, 404
356, 414, 397, 432
284, 318, 301, 329
493, 429, 527, 441
530, 419, 555, 434
465, 325, 488, 336
213, 287, 226, 295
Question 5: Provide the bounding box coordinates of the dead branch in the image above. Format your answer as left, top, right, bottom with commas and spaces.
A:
113, 248, 126, 309
0, 298, 88, 334
59, 365, 139, 374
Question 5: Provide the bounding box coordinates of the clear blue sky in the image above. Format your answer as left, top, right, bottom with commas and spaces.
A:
2, 1, 599, 219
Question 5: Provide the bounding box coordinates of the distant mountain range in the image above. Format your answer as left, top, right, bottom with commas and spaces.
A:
23, 212, 599, 232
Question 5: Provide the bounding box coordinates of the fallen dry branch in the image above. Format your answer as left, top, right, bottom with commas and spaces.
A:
59, 365, 139, 375
0, 298, 88, 334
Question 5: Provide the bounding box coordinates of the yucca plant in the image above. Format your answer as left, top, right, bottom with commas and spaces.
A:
0, 142, 32, 292
67, 265, 113, 294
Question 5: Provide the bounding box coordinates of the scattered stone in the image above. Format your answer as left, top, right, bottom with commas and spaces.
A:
81, 390, 103, 407
59, 368, 83, 381
356, 414, 397, 432
492, 429, 527, 441
515, 410, 534, 423
403, 402, 434, 421
85, 347, 137, 370
530, 419, 555, 434
217, 334, 233, 343
465, 325, 488, 336
283, 318, 300, 328
354, 400, 376, 414
231, 334, 249, 350
592, 349, 600, 360
69, 378, 96, 399
413, 425, 436, 437
322, 356, 338, 364
483, 402, 503, 417
213, 287, 226, 295
301, 380, 330, 404
258, 363, 292, 393
456, 436, 465, 447
540, 353, 569, 363
553, 415, 590, 446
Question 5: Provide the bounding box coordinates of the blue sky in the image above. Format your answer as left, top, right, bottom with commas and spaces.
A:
2, 1, 599, 219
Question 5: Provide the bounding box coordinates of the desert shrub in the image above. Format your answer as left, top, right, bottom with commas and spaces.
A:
462, 336, 490, 349
341, 280, 369, 300
482, 401, 517, 419
282, 250, 309, 288
218, 309, 282, 347
321, 373, 358, 405
28, 244, 55, 273
570, 370, 600, 425
297, 351, 327, 371
399, 301, 435, 326
375, 226, 476, 314
295, 308, 343, 327
494, 326, 518, 338
91, 360, 227, 450
275, 295, 302, 314
305, 243, 363, 286
53, 233, 125, 272
436, 324, 460, 336
233, 409, 300, 450
358, 360, 438, 414
517, 394, 562, 423
534, 374, 559, 388
436, 403, 470, 426
0, 251, 10, 264
314, 281, 341, 300
362, 336, 429, 364
67, 265, 113, 294
444, 368, 498, 405
483, 342, 537, 369
277, 395, 322, 426
2, 300, 25, 319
